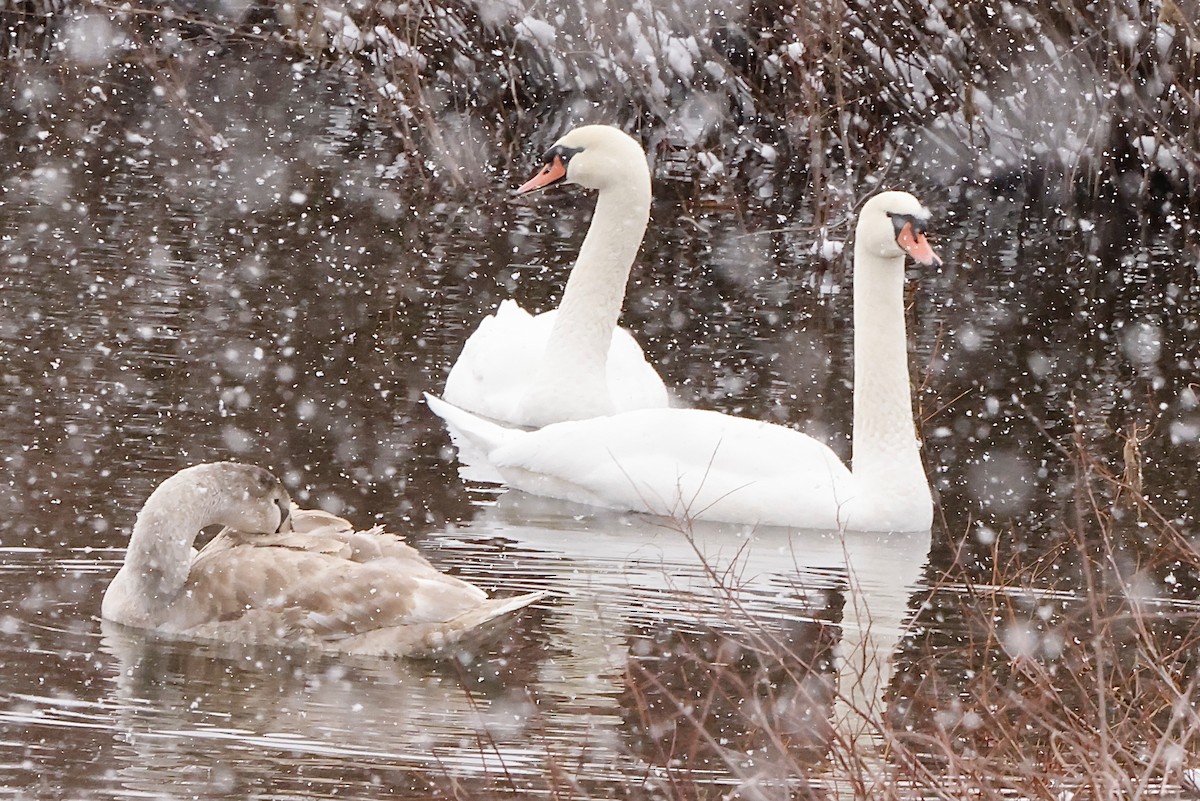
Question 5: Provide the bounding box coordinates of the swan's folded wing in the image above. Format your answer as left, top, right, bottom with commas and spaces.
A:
492, 408, 845, 483
178, 528, 491, 638
288, 562, 490, 636
288, 507, 356, 534
198, 510, 421, 563
276, 513, 426, 565
443, 300, 549, 421
607, 326, 670, 412
332, 590, 547, 657
486, 408, 857, 527
443, 302, 669, 423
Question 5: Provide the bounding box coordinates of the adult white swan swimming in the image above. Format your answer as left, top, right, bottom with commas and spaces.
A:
442, 124, 669, 428
102, 462, 544, 656
427, 191, 942, 532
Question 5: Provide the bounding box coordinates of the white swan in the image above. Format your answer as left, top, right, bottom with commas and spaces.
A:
427, 191, 942, 532
442, 124, 669, 428
101, 462, 545, 656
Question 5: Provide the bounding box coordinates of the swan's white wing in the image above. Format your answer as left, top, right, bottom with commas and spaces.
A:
443, 300, 542, 423
443, 300, 668, 425
482, 408, 859, 530
607, 326, 670, 412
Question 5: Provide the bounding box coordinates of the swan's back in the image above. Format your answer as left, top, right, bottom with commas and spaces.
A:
485, 408, 861, 529
164, 510, 542, 657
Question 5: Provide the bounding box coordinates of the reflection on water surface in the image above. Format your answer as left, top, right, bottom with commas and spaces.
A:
0, 514, 929, 797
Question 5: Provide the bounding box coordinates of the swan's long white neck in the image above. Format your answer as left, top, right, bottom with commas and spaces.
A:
524, 173, 651, 423
102, 481, 213, 627
850, 241, 930, 509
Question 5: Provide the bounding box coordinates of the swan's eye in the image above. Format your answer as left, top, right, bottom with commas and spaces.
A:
889, 212, 935, 241
543, 144, 583, 166
889, 212, 920, 237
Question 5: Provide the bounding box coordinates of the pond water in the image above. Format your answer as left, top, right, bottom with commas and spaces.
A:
1, 56, 1199, 798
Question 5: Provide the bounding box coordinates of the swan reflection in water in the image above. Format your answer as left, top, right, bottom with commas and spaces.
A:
98, 614, 552, 797
429, 490, 934, 788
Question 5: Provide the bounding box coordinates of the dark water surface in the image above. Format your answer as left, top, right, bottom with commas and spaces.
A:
2, 55, 1199, 798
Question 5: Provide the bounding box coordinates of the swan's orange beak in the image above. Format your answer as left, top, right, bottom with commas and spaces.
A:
897, 222, 942, 266
516, 155, 568, 195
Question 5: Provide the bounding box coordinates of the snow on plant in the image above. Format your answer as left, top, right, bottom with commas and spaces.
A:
12, 0, 1199, 201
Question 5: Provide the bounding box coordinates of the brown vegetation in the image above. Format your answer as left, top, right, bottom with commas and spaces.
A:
3, 0, 1198, 205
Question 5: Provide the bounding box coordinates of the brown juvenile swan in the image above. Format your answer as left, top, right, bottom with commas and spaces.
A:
101, 462, 545, 656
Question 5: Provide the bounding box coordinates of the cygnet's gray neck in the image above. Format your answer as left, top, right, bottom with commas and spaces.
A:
103, 486, 214, 626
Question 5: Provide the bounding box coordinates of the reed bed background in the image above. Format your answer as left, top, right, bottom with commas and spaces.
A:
2, 0, 1198, 206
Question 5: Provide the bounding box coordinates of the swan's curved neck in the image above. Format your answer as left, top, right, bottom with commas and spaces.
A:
103, 482, 212, 626
851, 243, 927, 500
526, 174, 651, 421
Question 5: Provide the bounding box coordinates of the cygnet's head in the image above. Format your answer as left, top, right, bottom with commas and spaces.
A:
515, 124, 650, 194
163, 462, 293, 534
856, 191, 942, 266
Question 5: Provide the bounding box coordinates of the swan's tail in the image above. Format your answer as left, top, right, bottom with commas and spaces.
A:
333, 590, 548, 658
420, 590, 548, 655
424, 393, 516, 483
456, 590, 547, 628
424, 393, 512, 451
